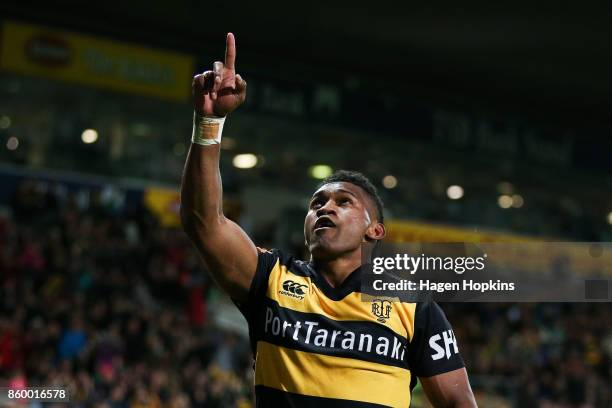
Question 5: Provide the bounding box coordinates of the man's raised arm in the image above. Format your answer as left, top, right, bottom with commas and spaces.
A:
180, 33, 257, 303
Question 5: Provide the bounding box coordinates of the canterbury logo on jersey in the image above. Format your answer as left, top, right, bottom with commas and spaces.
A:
429, 329, 459, 360
264, 306, 408, 364
279, 280, 308, 300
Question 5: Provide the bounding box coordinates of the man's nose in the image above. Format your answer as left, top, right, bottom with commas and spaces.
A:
316, 200, 337, 217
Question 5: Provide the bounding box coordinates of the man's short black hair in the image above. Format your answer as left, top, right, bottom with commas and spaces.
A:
319, 170, 384, 223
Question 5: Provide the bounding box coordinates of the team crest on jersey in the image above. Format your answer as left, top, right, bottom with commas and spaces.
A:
371, 299, 393, 323
279, 280, 308, 301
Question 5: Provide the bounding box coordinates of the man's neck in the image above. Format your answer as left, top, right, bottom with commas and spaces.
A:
311, 252, 362, 288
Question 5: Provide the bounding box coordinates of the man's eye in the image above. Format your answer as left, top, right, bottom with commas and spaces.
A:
338, 198, 351, 206
311, 200, 322, 208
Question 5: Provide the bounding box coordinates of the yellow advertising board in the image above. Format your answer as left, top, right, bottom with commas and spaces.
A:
144, 187, 181, 227
386, 219, 537, 243
0, 21, 194, 101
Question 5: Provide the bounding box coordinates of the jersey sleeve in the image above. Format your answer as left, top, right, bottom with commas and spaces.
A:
407, 301, 465, 377
233, 248, 280, 321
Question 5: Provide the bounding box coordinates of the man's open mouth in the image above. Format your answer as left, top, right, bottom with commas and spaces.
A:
314, 217, 336, 231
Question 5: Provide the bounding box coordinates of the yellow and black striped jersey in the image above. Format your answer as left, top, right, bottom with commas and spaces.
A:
235, 249, 464, 407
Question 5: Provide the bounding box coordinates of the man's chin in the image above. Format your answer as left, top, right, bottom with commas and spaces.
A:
309, 242, 347, 261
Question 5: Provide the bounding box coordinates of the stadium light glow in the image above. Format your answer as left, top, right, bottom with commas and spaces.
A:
81, 129, 98, 144
0, 116, 11, 129
309, 165, 333, 179
511, 194, 524, 208
132, 123, 150, 137
498, 195, 513, 209
233, 153, 258, 169
6, 136, 19, 150
607, 211, 612, 225
497, 181, 513, 194
382, 175, 397, 189
447, 185, 464, 200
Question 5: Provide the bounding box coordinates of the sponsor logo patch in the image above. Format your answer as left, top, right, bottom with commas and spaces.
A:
279, 280, 308, 300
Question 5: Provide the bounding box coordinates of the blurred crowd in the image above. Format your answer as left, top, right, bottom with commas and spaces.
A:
448, 303, 612, 407
1, 181, 253, 407
0, 180, 611, 407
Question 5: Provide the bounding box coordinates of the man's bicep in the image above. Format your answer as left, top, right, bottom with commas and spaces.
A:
189, 217, 258, 303
419, 368, 477, 407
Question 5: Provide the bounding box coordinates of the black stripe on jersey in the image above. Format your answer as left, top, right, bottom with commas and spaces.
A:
256, 298, 410, 369
281, 256, 364, 301
285, 259, 312, 277
255, 385, 391, 408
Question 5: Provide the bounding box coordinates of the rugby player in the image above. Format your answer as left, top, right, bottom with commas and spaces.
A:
181, 33, 477, 407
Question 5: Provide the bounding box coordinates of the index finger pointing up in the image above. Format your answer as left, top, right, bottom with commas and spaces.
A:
225, 32, 236, 70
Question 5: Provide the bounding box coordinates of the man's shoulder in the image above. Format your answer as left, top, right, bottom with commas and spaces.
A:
257, 247, 312, 278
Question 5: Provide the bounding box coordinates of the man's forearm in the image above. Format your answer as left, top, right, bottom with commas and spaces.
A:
180, 143, 225, 236
176, 34, 257, 302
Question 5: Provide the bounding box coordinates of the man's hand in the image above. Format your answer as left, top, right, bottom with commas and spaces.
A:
192, 32, 247, 117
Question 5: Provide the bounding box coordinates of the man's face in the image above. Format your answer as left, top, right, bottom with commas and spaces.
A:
304, 182, 383, 260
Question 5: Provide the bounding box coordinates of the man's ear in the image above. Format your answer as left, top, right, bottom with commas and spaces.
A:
365, 222, 386, 241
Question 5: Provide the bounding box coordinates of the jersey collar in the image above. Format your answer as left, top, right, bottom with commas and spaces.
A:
306, 262, 363, 300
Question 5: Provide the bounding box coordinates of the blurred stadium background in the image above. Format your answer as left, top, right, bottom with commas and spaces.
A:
0, 2, 611, 407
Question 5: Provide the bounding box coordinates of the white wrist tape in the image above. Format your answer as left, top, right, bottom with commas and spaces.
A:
191, 112, 225, 146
